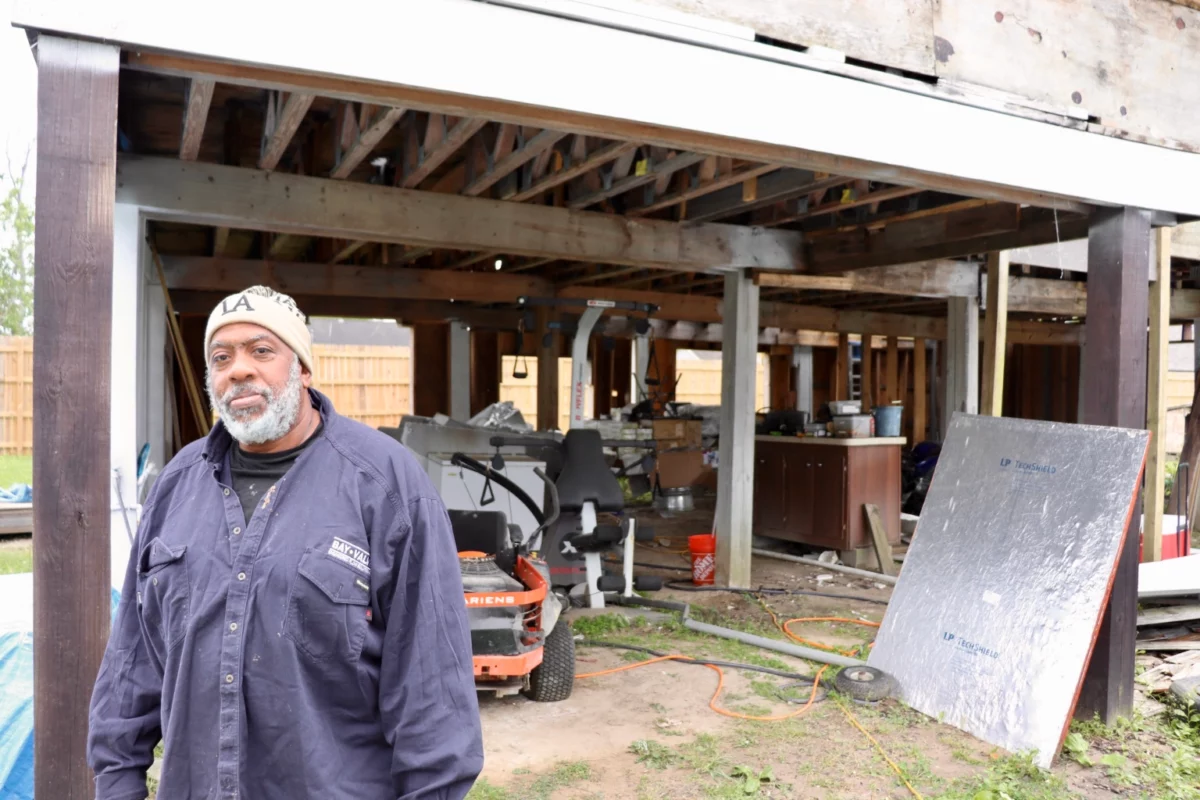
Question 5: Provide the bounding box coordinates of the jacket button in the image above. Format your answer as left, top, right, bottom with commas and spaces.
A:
224, 488, 231, 496
225, 674, 234, 683
237, 572, 246, 581
232, 527, 241, 535
230, 622, 238, 632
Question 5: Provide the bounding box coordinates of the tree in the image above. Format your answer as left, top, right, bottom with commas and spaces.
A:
0, 148, 34, 336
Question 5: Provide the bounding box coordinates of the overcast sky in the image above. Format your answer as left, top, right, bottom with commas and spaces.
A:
2, 6, 38, 195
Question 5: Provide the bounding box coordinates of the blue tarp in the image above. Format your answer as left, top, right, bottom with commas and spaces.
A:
0, 485, 31, 504
0, 573, 119, 799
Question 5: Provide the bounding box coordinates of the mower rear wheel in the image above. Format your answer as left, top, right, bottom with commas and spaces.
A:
523, 621, 575, 702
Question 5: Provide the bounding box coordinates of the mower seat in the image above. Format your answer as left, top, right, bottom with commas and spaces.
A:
448, 509, 515, 574
555, 429, 624, 513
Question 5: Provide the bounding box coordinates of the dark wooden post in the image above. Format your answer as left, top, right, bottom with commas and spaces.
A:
1076, 206, 1151, 723
412, 322, 450, 416
535, 307, 559, 431
469, 330, 500, 416
32, 35, 120, 800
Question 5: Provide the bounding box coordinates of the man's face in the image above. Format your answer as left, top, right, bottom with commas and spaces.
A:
205, 323, 312, 445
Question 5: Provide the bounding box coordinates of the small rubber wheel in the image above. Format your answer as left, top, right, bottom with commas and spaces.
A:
597, 575, 626, 593
523, 621, 576, 702
833, 666, 896, 702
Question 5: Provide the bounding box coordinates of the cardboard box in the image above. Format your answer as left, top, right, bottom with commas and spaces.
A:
652, 419, 704, 448
652, 419, 687, 441
655, 449, 705, 489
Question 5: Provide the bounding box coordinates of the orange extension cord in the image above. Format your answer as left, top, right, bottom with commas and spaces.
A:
573, 593, 924, 799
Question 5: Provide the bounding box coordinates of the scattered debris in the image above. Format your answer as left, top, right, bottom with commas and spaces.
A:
1137, 651, 1200, 694
815, 574, 834, 585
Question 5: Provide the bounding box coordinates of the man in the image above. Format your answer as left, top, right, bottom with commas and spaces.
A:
88, 286, 483, 799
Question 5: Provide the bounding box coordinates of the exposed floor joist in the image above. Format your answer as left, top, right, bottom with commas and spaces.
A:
178, 78, 214, 161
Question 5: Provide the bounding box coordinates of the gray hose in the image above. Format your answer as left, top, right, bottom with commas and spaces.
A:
751, 548, 898, 586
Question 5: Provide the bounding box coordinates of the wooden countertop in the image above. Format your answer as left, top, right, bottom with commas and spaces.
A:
755, 435, 907, 447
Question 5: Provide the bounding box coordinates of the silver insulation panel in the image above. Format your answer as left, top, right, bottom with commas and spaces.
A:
868, 414, 1149, 767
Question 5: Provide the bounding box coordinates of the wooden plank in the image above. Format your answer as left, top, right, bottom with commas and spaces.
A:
1145, 228, 1172, 563
754, 260, 980, 298
172, 291, 523, 328
1137, 604, 1200, 628
1134, 640, 1200, 652
912, 338, 927, 444
160, 256, 552, 303
117, 155, 805, 272
401, 115, 486, 189
330, 105, 406, 179
980, 251, 1010, 416
329, 239, 369, 264
31, 36, 119, 800
179, 78, 214, 160
765, 185, 924, 227
259, 91, 314, 170
637, 0, 934, 74
863, 503, 898, 577
463, 128, 567, 197
1174, 222, 1200, 261
507, 139, 637, 202
627, 163, 777, 217
932, 0, 1200, 155
1077, 207, 1151, 725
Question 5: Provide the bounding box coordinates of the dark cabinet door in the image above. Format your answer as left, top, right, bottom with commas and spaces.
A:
809, 450, 848, 549
785, 447, 815, 542
754, 445, 788, 537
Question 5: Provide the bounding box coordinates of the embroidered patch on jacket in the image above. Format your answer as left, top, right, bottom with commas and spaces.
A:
327, 537, 370, 576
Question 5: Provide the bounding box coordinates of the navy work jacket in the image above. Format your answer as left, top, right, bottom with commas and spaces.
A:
88, 389, 483, 799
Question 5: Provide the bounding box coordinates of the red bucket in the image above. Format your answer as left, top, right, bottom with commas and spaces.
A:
689, 534, 716, 585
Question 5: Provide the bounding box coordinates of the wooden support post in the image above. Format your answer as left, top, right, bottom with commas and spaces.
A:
943, 296, 979, 437
32, 36, 120, 800
412, 323, 450, 417
885, 336, 899, 403
794, 345, 813, 415
1144, 228, 1171, 563
1077, 207, 1151, 725
716, 270, 759, 588
611, 339, 632, 410
860, 335, 873, 409
981, 251, 1011, 416
913, 338, 927, 444
449, 321, 471, 421
835, 333, 850, 400
469, 330, 500, 416
536, 306, 559, 431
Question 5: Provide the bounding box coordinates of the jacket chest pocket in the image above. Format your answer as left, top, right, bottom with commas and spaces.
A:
137, 539, 191, 652
284, 547, 371, 662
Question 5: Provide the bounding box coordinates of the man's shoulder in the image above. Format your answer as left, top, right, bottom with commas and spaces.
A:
324, 414, 433, 495
160, 438, 209, 479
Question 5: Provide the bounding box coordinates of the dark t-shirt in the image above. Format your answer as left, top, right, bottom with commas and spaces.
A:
229, 420, 324, 523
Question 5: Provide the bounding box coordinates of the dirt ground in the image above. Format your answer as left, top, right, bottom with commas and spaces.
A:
468, 501, 1200, 800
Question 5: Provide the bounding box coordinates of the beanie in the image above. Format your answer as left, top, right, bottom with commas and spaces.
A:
204, 286, 314, 373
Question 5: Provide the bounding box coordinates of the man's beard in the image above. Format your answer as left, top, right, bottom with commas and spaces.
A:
207, 356, 305, 446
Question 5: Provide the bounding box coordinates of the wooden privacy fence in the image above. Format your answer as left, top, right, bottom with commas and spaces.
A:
0, 337, 33, 455
310, 344, 412, 429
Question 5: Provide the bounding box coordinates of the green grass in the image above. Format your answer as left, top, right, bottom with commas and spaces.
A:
465, 761, 593, 800
0, 540, 32, 575
0, 454, 32, 489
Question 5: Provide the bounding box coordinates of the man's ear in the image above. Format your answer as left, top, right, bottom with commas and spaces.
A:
301, 365, 313, 389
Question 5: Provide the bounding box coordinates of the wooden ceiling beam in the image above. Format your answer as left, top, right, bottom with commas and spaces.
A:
807, 204, 1091, 273
160, 256, 552, 304
117, 155, 804, 271
170, 291, 523, 328
626, 163, 778, 217
506, 139, 637, 202
567, 151, 707, 210
764, 184, 924, 227
400, 115, 486, 189
330, 105, 406, 179
685, 169, 851, 223
755, 260, 980, 298
463, 128, 567, 197
179, 78, 215, 161
258, 91, 315, 170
